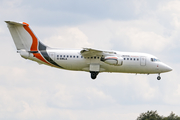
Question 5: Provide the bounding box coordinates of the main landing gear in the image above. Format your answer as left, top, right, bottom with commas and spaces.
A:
90, 71, 99, 79
157, 74, 161, 80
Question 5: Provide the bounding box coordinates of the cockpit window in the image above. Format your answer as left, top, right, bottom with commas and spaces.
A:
151, 58, 154, 62
151, 58, 160, 62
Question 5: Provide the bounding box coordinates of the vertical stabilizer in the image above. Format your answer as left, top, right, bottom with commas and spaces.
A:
5, 21, 36, 51
5, 21, 62, 68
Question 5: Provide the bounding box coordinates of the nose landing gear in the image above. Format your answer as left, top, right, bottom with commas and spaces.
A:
90, 71, 99, 79
157, 74, 161, 80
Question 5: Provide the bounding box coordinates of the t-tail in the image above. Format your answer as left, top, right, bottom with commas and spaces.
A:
5, 21, 62, 68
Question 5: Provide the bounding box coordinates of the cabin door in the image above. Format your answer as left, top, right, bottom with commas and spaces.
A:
140, 57, 146, 66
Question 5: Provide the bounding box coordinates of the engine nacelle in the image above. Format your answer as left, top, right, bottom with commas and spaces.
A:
18, 49, 30, 59
102, 56, 123, 66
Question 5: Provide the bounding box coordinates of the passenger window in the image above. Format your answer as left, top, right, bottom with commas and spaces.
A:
88, 57, 89, 59
64, 55, 65, 57
57, 55, 59, 57
67, 55, 69, 58
73, 56, 75, 58
77, 56, 78, 58
70, 56, 72, 58
137, 58, 139, 61
94, 56, 96, 59
124, 58, 126, 60
97, 57, 99, 59
60, 55, 62, 57
130, 58, 132, 60
81, 56, 83, 58
134, 58, 135, 61
127, 58, 129, 60
91, 57, 93, 59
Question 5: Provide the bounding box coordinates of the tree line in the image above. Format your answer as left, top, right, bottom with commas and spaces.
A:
137, 110, 180, 120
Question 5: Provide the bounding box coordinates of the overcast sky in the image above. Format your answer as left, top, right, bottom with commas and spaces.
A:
0, 0, 180, 119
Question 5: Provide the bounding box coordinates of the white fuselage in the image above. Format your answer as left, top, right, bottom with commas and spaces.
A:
25, 48, 172, 74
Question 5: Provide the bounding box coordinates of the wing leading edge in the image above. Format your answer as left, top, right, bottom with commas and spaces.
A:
80, 48, 117, 57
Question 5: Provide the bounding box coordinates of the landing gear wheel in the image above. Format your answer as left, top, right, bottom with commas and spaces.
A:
157, 76, 161, 80
90, 72, 99, 79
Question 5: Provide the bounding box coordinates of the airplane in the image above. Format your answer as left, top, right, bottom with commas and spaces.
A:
5, 21, 172, 80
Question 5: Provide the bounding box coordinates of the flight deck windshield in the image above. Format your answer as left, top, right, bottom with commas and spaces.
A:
151, 58, 160, 62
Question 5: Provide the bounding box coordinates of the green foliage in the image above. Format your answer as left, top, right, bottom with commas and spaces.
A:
137, 111, 180, 120
137, 110, 162, 120
163, 112, 180, 120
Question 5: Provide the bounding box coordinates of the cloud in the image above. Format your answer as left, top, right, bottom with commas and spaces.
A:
44, 27, 92, 48
74, 19, 173, 53
1, 0, 180, 119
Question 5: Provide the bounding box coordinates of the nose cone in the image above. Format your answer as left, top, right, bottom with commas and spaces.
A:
164, 65, 172, 72
166, 66, 172, 72
160, 62, 172, 72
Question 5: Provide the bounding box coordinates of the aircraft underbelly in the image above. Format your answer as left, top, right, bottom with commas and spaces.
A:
124, 65, 142, 73
57, 60, 88, 71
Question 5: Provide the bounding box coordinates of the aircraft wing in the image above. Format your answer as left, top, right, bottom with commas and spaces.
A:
80, 48, 117, 56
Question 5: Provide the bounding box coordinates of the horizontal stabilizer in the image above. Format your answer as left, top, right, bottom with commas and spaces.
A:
5, 21, 29, 26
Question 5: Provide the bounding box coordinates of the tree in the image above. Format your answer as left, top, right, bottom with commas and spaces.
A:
163, 112, 180, 120
137, 110, 162, 120
137, 111, 180, 120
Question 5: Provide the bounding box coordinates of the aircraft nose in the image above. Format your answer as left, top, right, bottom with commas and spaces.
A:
165, 65, 172, 72
160, 63, 172, 72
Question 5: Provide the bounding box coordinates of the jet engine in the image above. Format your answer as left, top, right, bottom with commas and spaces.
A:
101, 56, 123, 66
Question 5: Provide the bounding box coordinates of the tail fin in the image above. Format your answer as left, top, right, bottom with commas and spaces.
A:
5, 21, 63, 68
5, 21, 46, 52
